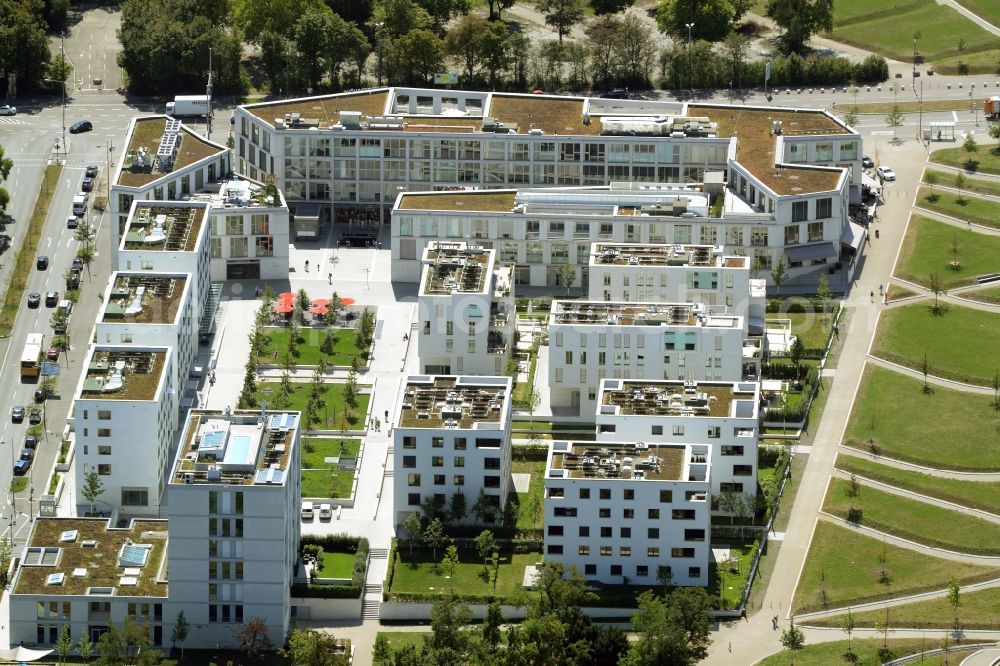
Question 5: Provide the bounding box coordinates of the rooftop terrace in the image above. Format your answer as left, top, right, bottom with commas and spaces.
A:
246, 90, 390, 127
117, 117, 223, 189
398, 190, 517, 213
80, 350, 166, 401
122, 204, 205, 253
14, 518, 168, 597
548, 441, 688, 482
101, 274, 187, 324
599, 379, 759, 418
591, 243, 743, 268
489, 94, 600, 136
399, 376, 510, 429
550, 301, 705, 326
422, 244, 492, 295
173, 411, 298, 486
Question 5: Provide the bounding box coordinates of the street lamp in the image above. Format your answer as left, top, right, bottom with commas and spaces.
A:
44, 32, 68, 163
685, 23, 695, 100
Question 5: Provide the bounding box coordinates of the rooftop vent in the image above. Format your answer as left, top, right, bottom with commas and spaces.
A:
60, 530, 79, 543
46, 573, 65, 586
72, 568, 88, 577
82, 540, 98, 548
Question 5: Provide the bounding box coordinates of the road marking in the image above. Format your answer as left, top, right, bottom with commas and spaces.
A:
870, 130, 894, 135
953, 111, 959, 122
47, 237, 52, 247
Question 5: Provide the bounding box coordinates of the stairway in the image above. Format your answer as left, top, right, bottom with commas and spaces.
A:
362, 583, 383, 620
199, 282, 223, 339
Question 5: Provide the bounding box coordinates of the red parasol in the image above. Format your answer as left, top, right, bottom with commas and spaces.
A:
273, 303, 293, 313
277, 292, 296, 301
308, 305, 330, 314
340, 297, 357, 305
311, 298, 332, 307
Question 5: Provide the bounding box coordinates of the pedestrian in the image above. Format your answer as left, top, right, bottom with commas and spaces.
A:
384, 409, 389, 422
879, 284, 884, 296
328, 273, 333, 284
870, 290, 874, 303
304, 260, 310, 272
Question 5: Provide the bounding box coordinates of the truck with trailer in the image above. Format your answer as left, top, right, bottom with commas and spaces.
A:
985, 96, 1000, 120
166, 95, 211, 117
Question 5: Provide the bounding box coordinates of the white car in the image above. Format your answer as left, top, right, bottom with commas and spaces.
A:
876, 166, 896, 182
300, 501, 315, 520
0, 105, 16, 116
318, 503, 333, 520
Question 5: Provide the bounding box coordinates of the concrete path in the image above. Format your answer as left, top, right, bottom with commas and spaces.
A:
934, 0, 1000, 36
885, 276, 1000, 311
961, 647, 1000, 665
911, 205, 1000, 237
865, 355, 995, 394
838, 445, 1000, 481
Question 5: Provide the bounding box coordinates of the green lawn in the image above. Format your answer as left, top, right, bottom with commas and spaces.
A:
707, 537, 757, 610
894, 215, 1000, 289
10, 477, 27, 494
766, 312, 833, 350
823, 477, 1000, 555
301, 437, 361, 499
954, 0, 1000, 26
252, 381, 370, 428
261, 326, 364, 366
915, 187, 1000, 230
316, 551, 356, 579
932, 145, 1000, 175
925, 169, 1000, 198
836, 454, 1000, 514
511, 459, 545, 531
872, 302, 1000, 386
791, 521, 996, 613
389, 548, 541, 599
966, 285, 1000, 304
760, 639, 978, 666
375, 632, 432, 663
844, 366, 1000, 471
818, 587, 1000, 630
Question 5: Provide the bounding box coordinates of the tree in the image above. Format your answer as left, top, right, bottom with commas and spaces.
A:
441, 543, 460, 586
295, 8, 333, 88
96, 618, 163, 666
770, 260, 787, 297
474, 529, 497, 565
0, 4, 51, 93
789, 337, 804, 368
622, 587, 713, 665
766, 0, 834, 53
396, 29, 444, 84
992, 369, 1000, 411
964, 132, 979, 155
372, 633, 392, 664
844, 107, 859, 127
478, 20, 510, 89
885, 105, 904, 141
445, 14, 489, 80
74, 221, 96, 248
591, 0, 634, 13
236, 617, 274, 663
482, 600, 503, 649
925, 171, 939, 201
46, 53, 72, 87
780, 621, 806, 655
471, 488, 494, 524
403, 512, 423, 555
655, 0, 735, 42
428, 594, 473, 658
423, 517, 446, 560
955, 171, 967, 203
343, 368, 359, 420
928, 272, 944, 314
535, 0, 584, 43
420, 493, 446, 522
817, 274, 832, 311
55, 624, 73, 664
921, 351, 931, 394
750, 256, 762, 279
0, 534, 10, 587
840, 608, 856, 655
874, 609, 890, 651
82, 468, 104, 516
556, 263, 576, 296
657, 565, 674, 595
448, 492, 466, 523
282, 628, 350, 666
77, 634, 93, 663
233, 0, 328, 44
171, 610, 189, 660
947, 578, 961, 627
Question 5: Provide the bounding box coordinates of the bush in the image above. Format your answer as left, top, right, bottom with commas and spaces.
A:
766, 298, 836, 314
761, 362, 810, 381
383, 539, 398, 596
765, 405, 807, 422
511, 445, 549, 461
758, 445, 790, 469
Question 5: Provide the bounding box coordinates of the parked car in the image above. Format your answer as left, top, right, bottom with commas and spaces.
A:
601, 88, 630, 99
23, 435, 37, 450
27, 292, 40, 308
319, 503, 333, 520
861, 155, 875, 168
69, 120, 93, 134
81, 177, 94, 192
19, 447, 34, 462
13, 459, 31, 475
66, 216, 79, 229
300, 501, 315, 520
47, 346, 60, 361
0, 105, 16, 116
36, 255, 48, 270
33, 388, 47, 403
28, 408, 41, 425
72, 257, 83, 272
876, 166, 896, 181
11, 405, 25, 423
45, 291, 59, 307
85, 165, 98, 178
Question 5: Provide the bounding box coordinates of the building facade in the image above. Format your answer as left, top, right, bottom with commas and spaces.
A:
417, 242, 515, 376
393, 375, 513, 526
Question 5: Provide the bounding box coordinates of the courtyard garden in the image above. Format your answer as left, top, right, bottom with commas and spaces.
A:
301, 437, 362, 499
894, 215, 1000, 289
247, 381, 370, 429
386, 545, 542, 601
260, 326, 366, 367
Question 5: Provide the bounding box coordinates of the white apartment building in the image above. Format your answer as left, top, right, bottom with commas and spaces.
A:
595, 378, 760, 503
543, 440, 711, 586
70, 346, 177, 516
167, 409, 302, 648
588, 243, 766, 334
97, 272, 196, 401
547, 301, 750, 417
417, 242, 515, 376
393, 375, 513, 526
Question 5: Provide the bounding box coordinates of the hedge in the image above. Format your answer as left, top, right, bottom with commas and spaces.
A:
295, 534, 369, 599
766, 298, 837, 314
511, 445, 549, 462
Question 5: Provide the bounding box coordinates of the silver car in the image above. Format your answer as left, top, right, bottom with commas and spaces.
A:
0, 105, 16, 116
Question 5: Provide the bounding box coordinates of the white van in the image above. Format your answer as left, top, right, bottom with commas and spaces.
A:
72, 193, 88, 216
300, 501, 314, 520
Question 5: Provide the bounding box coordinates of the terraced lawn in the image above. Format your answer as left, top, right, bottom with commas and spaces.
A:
924, 169, 1000, 198
894, 215, 1000, 289
844, 366, 1000, 471
915, 188, 1000, 230
823, 477, 1000, 555
836, 454, 1000, 514
932, 145, 1000, 175
760, 638, 979, 665
817, 587, 1000, 630
872, 302, 1000, 386
965, 285, 1000, 305
793, 521, 996, 614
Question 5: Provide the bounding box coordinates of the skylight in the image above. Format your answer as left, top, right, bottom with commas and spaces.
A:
59, 530, 78, 543
46, 573, 65, 586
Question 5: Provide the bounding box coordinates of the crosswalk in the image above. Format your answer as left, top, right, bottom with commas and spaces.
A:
0, 118, 31, 126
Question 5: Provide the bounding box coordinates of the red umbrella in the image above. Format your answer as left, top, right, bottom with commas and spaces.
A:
273, 303, 293, 313
311, 298, 331, 307
309, 305, 330, 314
340, 297, 356, 305
277, 292, 295, 301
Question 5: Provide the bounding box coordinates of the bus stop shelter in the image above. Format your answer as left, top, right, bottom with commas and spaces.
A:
926, 121, 956, 142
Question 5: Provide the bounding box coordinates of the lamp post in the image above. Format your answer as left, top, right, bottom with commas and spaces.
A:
44, 77, 67, 163
685, 23, 695, 100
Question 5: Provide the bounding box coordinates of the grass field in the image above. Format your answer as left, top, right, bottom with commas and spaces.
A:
792, 521, 996, 613
885, 284, 918, 302
915, 187, 1000, 230
301, 438, 361, 499
844, 366, 1000, 471
925, 169, 1000, 198
375, 632, 432, 663
872, 302, 1000, 386
894, 215, 1000, 288
823, 477, 1000, 555
389, 548, 541, 599
766, 312, 833, 350
261, 326, 363, 366
954, 0, 1000, 26
760, 639, 978, 665
316, 551, 356, 579
932, 145, 1000, 175
818, 587, 1000, 630
837, 454, 1000, 514
511, 459, 545, 531
252, 381, 370, 428
844, 99, 974, 114
966, 285, 1000, 304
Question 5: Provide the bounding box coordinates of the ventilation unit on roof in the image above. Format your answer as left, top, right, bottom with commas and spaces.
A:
46, 573, 65, 586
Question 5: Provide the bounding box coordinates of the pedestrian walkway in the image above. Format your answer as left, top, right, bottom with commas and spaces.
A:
838, 445, 1000, 481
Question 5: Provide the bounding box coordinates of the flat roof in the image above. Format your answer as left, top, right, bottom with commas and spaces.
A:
117, 117, 224, 188
101, 274, 187, 325
245, 90, 390, 126
14, 518, 168, 597
548, 440, 687, 481
550, 301, 725, 327
591, 243, 747, 269
599, 379, 760, 419
422, 245, 493, 295
488, 94, 600, 136
398, 190, 517, 213
399, 375, 510, 429
122, 204, 205, 252
173, 411, 299, 486
691, 105, 847, 196
80, 349, 167, 401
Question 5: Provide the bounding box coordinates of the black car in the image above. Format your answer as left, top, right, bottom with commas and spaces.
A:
45, 291, 59, 307
33, 388, 47, 403
28, 409, 41, 425
72, 257, 84, 272
27, 292, 40, 308
69, 120, 93, 134
13, 459, 30, 476
36, 255, 48, 270
11, 405, 25, 423
85, 165, 98, 178
82, 177, 94, 192
67, 216, 79, 229
862, 155, 874, 168
601, 88, 630, 99
19, 447, 34, 462
23, 435, 37, 450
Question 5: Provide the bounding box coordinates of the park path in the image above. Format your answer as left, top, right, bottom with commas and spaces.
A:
932, 0, 1000, 36
864, 355, 996, 394
838, 446, 1000, 481
911, 204, 1000, 237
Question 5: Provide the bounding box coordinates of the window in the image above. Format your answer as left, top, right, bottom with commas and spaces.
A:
599, 508, 611, 518
454, 456, 465, 467
808, 221, 824, 242
648, 508, 660, 519
255, 236, 273, 257
454, 438, 467, 450
546, 545, 563, 554
431, 456, 444, 467
98, 446, 111, 456
600, 546, 612, 556
229, 237, 248, 258
579, 488, 590, 499
637, 565, 649, 577
97, 464, 111, 476
620, 527, 631, 538
672, 425, 684, 436
733, 464, 753, 476
484, 457, 501, 469
623, 509, 634, 519
651, 425, 663, 435
585, 564, 597, 575
619, 547, 631, 557
407, 474, 421, 487
671, 548, 695, 558
226, 216, 243, 235
689, 567, 702, 578
408, 493, 420, 506
648, 547, 660, 557
659, 490, 673, 503
403, 437, 416, 449
98, 410, 111, 420
599, 488, 611, 500
685, 529, 706, 542
648, 527, 660, 539
121, 488, 148, 506
672, 509, 695, 520
785, 225, 800, 245
816, 198, 832, 219
601, 526, 612, 538
548, 525, 564, 536
624, 489, 634, 501
403, 456, 416, 468
97, 428, 111, 438
708, 426, 721, 439
611, 564, 623, 576
549, 487, 564, 498
791, 201, 808, 223
721, 445, 744, 456
578, 545, 590, 555
579, 526, 590, 537
432, 437, 444, 448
